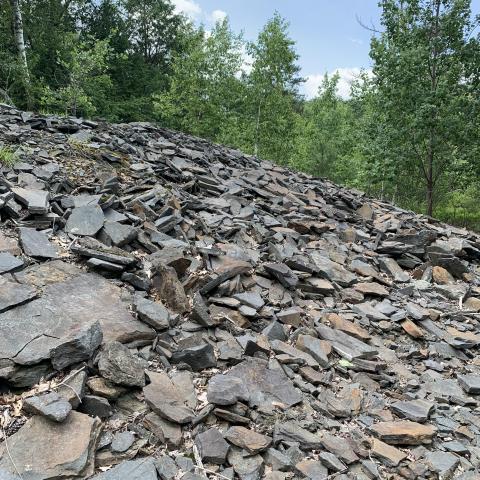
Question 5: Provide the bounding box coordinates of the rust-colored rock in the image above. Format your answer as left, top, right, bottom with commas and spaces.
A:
371, 421, 436, 445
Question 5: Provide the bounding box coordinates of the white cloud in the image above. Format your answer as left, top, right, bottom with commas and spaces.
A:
172, 0, 202, 19
303, 67, 372, 100
210, 9, 227, 23
348, 37, 364, 46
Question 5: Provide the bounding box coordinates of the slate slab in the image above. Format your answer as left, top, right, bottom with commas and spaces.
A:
65, 205, 105, 236
144, 371, 195, 424
207, 358, 302, 409
19, 227, 59, 259
195, 428, 230, 464
12, 187, 49, 214
91, 458, 158, 480
0, 264, 154, 378
23, 391, 72, 422
0, 252, 23, 273
0, 411, 101, 479
0, 275, 37, 313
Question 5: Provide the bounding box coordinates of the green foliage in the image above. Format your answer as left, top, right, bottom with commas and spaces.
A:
155, 19, 245, 142
247, 12, 304, 163
367, 0, 480, 215
0, 145, 17, 168
39, 34, 112, 117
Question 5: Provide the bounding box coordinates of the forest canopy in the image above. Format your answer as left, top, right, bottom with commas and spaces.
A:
1, 0, 480, 229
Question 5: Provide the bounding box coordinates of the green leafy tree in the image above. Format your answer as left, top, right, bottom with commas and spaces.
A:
293, 73, 358, 180
369, 0, 480, 216
40, 34, 112, 117
247, 12, 304, 163
155, 18, 245, 142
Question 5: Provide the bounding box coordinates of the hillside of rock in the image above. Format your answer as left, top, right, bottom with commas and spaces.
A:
1, 103, 480, 479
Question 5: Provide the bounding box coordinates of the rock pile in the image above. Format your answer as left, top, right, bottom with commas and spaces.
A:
1, 103, 480, 479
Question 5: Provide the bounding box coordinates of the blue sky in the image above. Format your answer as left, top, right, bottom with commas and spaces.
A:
172, 0, 480, 98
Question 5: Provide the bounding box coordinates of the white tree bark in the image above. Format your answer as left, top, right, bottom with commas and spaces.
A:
9, 0, 29, 82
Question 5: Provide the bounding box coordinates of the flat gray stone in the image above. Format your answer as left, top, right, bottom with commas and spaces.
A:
295, 334, 329, 367
0, 412, 101, 480
391, 399, 434, 423
65, 205, 105, 236
23, 391, 72, 422
273, 421, 322, 450
207, 358, 302, 409
23, 392, 72, 422
458, 374, 480, 394
91, 458, 157, 480
309, 252, 356, 286
227, 447, 264, 480
426, 451, 459, 478
195, 428, 230, 464
144, 371, 195, 424
135, 296, 170, 330
0, 275, 37, 313
0, 252, 23, 273
19, 227, 58, 259
0, 262, 154, 380
99, 222, 137, 247
111, 431, 136, 453
12, 187, 49, 214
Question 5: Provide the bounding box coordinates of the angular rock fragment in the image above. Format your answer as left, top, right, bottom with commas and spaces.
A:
295, 334, 329, 367
208, 358, 301, 409
12, 187, 49, 214
0, 275, 37, 313
171, 343, 216, 371
0, 252, 23, 273
458, 374, 480, 394
371, 421, 436, 445
224, 426, 272, 454
295, 460, 328, 479
23, 391, 72, 422
135, 296, 170, 330
98, 342, 146, 387
370, 438, 407, 467
91, 458, 158, 480
391, 399, 434, 423
0, 412, 101, 479
273, 421, 322, 450
227, 447, 264, 480
19, 227, 58, 259
195, 428, 230, 464
65, 205, 105, 236
99, 221, 137, 247
144, 371, 195, 424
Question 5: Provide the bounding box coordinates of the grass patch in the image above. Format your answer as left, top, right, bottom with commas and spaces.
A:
0, 145, 17, 168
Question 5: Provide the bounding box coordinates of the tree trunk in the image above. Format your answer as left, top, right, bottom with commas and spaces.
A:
426, 164, 434, 217
9, 0, 29, 82
254, 102, 261, 157
425, 0, 441, 218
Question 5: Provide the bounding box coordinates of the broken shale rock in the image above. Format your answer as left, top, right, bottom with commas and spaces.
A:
1, 105, 480, 478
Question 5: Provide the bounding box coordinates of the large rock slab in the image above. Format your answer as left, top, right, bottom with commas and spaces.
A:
12, 187, 49, 214
0, 275, 37, 313
19, 227, 59, 259
0, 262, 154, 379
0, 252, 23, 273
207, 358, 302, 409
0, 411, 101, 479
91, 458, 157, 480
